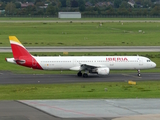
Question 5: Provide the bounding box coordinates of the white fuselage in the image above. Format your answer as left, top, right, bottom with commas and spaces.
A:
34, 56, 156, 71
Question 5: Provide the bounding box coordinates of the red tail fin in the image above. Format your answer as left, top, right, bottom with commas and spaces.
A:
9, 36, 43, 70
9, 36, 31, 59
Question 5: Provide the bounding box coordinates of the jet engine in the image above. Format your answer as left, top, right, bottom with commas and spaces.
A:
96, 67, 110, 75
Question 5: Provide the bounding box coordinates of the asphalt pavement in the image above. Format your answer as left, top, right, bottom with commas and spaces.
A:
20, 99, 160, 119
0, 101, 112, 120
1, 46, 160, 52
1, 20, 160, 23
0, 71, 159, 84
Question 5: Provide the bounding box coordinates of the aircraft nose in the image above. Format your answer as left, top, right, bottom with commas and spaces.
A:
152, 62, 156, 68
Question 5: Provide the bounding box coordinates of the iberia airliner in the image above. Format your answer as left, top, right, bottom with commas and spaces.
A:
5, 36, 156, 78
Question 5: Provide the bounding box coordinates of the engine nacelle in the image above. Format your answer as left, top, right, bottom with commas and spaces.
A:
97, 67, 110, 75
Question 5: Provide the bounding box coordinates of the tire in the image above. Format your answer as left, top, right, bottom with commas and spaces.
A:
83, 73, 88, 78
77, 72, 82, 77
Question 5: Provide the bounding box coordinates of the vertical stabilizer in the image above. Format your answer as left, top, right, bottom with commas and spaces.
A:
8, 36, 43, 70
9, 36, 31, 59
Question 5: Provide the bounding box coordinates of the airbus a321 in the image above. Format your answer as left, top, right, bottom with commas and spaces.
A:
5, 36, 156, 78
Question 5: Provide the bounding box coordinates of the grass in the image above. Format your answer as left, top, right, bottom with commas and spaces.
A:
1, 22, 160, 46
0, 81, 160, 100
1, 17, 160, 20
1, 52, 160, 74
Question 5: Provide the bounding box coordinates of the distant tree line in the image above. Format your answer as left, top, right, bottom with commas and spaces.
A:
0, 0, 160, 17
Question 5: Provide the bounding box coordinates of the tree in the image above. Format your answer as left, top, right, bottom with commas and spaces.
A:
143, 0, 152, 8
35, 2, 44, 6
15, 2, 21, 9
90, 0, 99, 5
35, 0, 43, 5
114, 0, 122, 8
118, 7, 129, 15
120, 1, 130, 8
26, 6, 36, 15
66, 0, 71, 8
0, 2, 6, 10
1, 0, 12, 3
150, 6, 160, 15
71, 0, 78, 7
106, 6, 116, 15
5, 2, 16, 15
142, 9, 148, 16
27, 0, 35, 2
17, 8, 27, 15
46, 4, 56, 15
135, 0, 142, 4
49, 0, 61, 7
78, 0, 85, 12
78, 0, 85, 7
79, 4, 85, 12
60, 0, 66, 7
36, 9, 44, 15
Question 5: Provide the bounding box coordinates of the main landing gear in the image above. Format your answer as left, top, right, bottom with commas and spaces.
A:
77, 71, 82, 77
137, 70, 141, 77
83, 73, 88, 78
77, 71, 88, 78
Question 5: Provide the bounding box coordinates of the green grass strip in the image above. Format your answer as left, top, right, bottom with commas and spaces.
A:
1, 22, 160, 46
0, 81, 160, 100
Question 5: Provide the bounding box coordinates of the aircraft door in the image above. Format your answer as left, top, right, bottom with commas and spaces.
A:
139, 58, 143, 66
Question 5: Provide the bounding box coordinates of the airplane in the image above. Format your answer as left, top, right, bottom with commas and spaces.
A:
5, 36, 156, 78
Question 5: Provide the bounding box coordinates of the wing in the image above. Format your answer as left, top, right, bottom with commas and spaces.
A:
70, 63, 107, 71
81, 64, 107, 70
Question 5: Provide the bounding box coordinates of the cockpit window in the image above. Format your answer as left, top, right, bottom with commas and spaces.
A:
147, 60, 151, 62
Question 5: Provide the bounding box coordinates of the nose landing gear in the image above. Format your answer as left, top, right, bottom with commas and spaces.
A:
137, 70, 141, 77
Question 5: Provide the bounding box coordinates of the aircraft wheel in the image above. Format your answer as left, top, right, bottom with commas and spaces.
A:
77, 72, 82, 77
137, 70, 141, 77
83, 73, 88, 78
138, 73, 141, 77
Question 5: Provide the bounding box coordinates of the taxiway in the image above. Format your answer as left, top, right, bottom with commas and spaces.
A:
1, 46, 160, 52
0, 71, 159, 84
